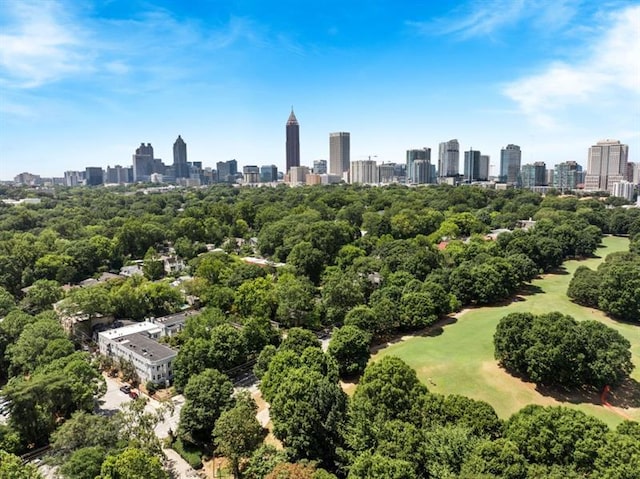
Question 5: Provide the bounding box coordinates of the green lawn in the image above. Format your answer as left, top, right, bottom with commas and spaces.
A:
373, 236, 639, 428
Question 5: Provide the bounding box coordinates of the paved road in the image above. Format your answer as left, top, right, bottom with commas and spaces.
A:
98, 374, 185, 439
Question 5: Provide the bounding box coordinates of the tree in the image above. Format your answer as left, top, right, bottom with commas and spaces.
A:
59, 285, 114, 321
98, 447, 168, 479
567, 266, 600, 307
213, 391, 266, 478
20, 279, 63, 314
0, 285, 16, 316
235, 276, 277, 320
504, 405, 608, 471
269, 368, 347, 467
242, 316, 281, 357
253, 344, 277, 380
494, 312, 633, 388
51, 411, 120, 458
320, 268, 365, 324
347, 356, 428, 452
597, 260, 640, 322
594, 427, 640, 479
0, 450, 44, 479
143, 247, 165, 280
60, 446, 107, 479
343, 305, 379, 335
348, 452, 415, 479
459, 439, 527, 479
399, 292, 438, 330
7, 317, 74, 376
179, 368, 234, 445
280, 327, 321, 355
275, 273, 317, 327
5, 353, 105, 447
244, 445, 288, 479
287, 241, 326, 284
208, 323, 248, 372
327, 325, 371, 377
265, 463, 317, 479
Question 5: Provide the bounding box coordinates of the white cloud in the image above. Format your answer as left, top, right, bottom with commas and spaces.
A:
503, 5, 640, 127
0, 0, 87, 88
409, 0, 579, 39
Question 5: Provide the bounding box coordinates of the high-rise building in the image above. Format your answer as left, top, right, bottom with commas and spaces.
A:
106, 165, 133, 184
406, 148, 431, 183
479, 155, 490, 181
632, 162, 640, 185
413, 160, 431, 184
379, 163, 396, 184
553, 161, 581, 192
132, 143, 155, 182
611, 181, 634, 201
313, 159, 327, 174
216, 159, 238, 183
463, 149, 484, 182
584, 139, 629, 192
288, 166, 309, 185
350, 160, 378, 184
329, 132, 350, 176
242, 165, 260, 184
438, 139, 460, 178
521, 162, 546, 189
173, 135, 189, 179
85, 167, 104, 186
546, 168, 554, 187
260, 165, 278, 183
500, 144, 521, 184
286, 109, 300, 173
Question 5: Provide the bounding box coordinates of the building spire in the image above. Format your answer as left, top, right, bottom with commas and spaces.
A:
287, 107, 298, 125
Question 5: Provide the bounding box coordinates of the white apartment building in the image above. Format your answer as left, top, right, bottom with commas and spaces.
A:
97, 313, 193, 385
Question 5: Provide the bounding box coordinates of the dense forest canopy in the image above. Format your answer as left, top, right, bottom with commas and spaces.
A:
1, 183, 638, 478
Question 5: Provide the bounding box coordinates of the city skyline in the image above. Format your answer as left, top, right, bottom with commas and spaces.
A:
0, 1, 638, 179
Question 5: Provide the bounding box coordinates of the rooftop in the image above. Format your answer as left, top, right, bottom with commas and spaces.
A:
115, 332, 177, 362
98, 321, 162, 340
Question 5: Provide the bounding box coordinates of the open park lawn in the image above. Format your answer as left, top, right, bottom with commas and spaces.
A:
373, 235, 640, 427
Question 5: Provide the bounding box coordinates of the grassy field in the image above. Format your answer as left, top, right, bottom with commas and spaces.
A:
373, 235, 639, 428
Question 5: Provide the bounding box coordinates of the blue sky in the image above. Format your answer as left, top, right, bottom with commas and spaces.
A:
1, 0, 639, 179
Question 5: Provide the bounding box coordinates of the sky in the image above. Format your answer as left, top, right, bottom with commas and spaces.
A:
0, 0, 639, 180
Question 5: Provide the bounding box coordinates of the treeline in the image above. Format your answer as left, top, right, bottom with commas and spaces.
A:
567, 234, 640, 322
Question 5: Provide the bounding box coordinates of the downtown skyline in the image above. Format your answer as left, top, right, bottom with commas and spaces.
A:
1, 0, 639, 180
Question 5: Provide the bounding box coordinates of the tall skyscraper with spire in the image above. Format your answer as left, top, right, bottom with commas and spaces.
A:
286, 109, 300, 173
173, 135, 189, 179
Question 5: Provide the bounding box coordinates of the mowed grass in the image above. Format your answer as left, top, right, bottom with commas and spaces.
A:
373, 235, 640, 428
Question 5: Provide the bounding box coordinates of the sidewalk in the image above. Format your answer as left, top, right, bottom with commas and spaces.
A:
164, 447, 202, 479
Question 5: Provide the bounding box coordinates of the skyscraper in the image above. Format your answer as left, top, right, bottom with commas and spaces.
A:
406, 148, 431, 184
521, 162, 546, 189
438, 140, 460, 178
329, 132, 350, 176
350, 159, 378, 184
132, 143, 155, 182
464, 149, 482, 182
500, 144, 521, 184
173, 135, 189, 179
554, 161, 582, 192
286, 109, 300, 173
584, 139, 629, 192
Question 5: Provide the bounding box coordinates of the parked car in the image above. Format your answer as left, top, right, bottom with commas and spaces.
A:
119, 385, 131, 394
129, 390, 139, 400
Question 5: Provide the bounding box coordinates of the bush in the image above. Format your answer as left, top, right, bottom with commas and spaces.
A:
172, 437, 204, 469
